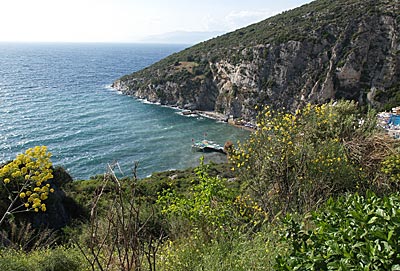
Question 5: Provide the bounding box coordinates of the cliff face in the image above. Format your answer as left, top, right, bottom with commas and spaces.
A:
113, 0, 400, 121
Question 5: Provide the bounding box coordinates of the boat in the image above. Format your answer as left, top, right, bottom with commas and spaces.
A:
191, 139, 225, 154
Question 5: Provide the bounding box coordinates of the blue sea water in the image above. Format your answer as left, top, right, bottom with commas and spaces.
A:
0, 43, 249, 179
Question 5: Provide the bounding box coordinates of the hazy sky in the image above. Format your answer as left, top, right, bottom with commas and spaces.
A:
0, 0, 314, 43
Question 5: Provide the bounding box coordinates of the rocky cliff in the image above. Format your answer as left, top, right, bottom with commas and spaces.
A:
113, 0, 400, 122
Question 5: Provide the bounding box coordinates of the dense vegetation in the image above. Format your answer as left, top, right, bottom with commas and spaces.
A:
127, 0, 396, 73
276, 192, 400, 270
118, 0, 399, 112
1, 100, 400, 270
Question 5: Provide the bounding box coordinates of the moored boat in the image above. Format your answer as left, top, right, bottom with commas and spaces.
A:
191, 139, 225, 153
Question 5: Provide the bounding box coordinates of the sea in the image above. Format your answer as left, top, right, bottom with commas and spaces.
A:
0, 43, 249, 179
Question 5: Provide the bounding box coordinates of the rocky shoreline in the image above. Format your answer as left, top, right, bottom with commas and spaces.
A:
188, 110, 257, 132
111, 83, 256, 132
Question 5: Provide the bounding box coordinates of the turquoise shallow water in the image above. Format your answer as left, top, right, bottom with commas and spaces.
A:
0, 43, 249, 179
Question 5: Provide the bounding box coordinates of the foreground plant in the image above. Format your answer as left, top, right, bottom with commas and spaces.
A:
276, 192, 400, 270
0, 245, 86, 271
157, 157, 268, 242
0, 146, 55, 226
230, 101, 395, 216
157, 157, 233, 238
77, 163, 162, 271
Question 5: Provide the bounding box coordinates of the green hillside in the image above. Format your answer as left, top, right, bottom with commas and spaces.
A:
115, 0, 399, 120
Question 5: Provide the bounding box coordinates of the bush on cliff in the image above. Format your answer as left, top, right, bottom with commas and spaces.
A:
230, 100, 399, 216
0, 146, 85, 250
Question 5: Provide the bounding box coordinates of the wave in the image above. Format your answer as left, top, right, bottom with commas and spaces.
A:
103, 84, 123, 95
0, 43, 249, 179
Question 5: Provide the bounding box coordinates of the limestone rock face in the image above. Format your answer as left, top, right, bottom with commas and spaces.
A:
113, 0, 400, 121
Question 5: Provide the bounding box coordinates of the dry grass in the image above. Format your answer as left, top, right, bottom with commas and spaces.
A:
344, 133, 398, 169
344, 133, 400, 189
173, 61, 198, 74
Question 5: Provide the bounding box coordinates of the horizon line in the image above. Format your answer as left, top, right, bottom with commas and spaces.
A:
0, 40, 195, 46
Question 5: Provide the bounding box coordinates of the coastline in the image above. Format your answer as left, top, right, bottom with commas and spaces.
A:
196, 110, 256, 132
109, 84, 256, 132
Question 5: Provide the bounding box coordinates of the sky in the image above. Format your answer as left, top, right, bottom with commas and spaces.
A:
0, 0, 314, 43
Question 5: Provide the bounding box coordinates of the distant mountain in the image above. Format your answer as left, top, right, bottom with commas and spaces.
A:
113, 0, 400, 122
138, 31, 226, 45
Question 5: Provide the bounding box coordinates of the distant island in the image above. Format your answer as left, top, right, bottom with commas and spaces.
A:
113, 0, 399, 122
138, 30, 226, 45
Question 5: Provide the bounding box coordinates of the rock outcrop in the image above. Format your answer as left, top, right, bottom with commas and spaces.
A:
113, 0, 400, 122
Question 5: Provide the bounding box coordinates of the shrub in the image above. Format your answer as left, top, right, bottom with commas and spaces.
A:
156, 157, 235, 239
0, 246, 86, 271
157, 157, 269, 243
276, 192, 400, 270
0, 146, 55, 226
230, 101, 391, 216
1, 221, 58, 251
75, 163, 162, 271
381, 153, 400, 184
158, 227, 283, 271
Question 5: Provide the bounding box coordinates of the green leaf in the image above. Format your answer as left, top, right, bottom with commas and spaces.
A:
388, 230, 394, 241
368, 216, 378, 224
